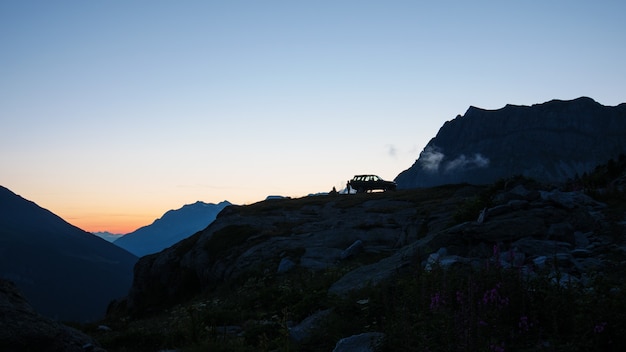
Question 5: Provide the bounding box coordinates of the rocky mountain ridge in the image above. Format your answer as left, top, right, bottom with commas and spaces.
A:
395, 97, 626, 188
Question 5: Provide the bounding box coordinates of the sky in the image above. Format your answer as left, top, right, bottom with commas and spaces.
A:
1, 1, 625, 234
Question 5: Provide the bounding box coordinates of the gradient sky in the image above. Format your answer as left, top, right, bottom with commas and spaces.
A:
1, 1, 625, 234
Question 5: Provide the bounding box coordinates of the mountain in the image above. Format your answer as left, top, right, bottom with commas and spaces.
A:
93, 231, 124, 242
113, 200, 232, 257
395, 97, 626, 188
0, 186, 138, 322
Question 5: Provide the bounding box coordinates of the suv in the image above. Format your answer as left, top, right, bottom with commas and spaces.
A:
348, 175, 397, 193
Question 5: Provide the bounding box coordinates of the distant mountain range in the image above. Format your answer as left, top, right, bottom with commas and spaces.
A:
395, 97, 626, 188
93, 231, 124, 242
0, 186, 137, 322
113, 201, 232, 257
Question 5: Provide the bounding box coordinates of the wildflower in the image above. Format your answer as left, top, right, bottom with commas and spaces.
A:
482, 287, 498, 305
518, 316, 531, 333
492, 244, 501, 267
481, 283, 509, 308
430, 292, 445, 310
456, 290, 464, 304
493, 244, 500, 258
490, 342, 505, 352
594, 322, 607, 334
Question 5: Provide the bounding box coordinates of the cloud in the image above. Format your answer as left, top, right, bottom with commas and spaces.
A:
418, 146, 490, 173
444, 153, 490, 173
386, 144, 398, 158
419, 146, 445, 172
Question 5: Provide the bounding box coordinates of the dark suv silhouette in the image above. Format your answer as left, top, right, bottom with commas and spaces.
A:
348, 175, 397, 193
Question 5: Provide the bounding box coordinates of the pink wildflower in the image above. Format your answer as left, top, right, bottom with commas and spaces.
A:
594, 322, 607, 334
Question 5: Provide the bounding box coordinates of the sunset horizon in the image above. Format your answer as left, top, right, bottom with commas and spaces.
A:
2, 1, 625, 236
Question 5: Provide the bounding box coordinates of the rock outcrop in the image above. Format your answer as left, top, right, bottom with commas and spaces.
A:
395, 97, 626, 188
0, 279, 105, 352
330, 184, 613, 297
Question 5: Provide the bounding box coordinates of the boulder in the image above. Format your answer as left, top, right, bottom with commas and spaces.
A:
333, 332, 385, 352
512, 238, 573, 258
300, 247, 342, 271
547, 223, 575, 244
540, 190, 606, 210
341, 239, 364, 259
289, 309, 332, 343
277, 257, 296, 274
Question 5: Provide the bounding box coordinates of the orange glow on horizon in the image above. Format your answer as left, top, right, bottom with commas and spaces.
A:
78, 221, 146, 235
59, 211, 158, 235
70, 217, 150, 235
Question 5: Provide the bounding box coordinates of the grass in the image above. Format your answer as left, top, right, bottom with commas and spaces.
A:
379, 262, 626, 351
90, 248, 626, 352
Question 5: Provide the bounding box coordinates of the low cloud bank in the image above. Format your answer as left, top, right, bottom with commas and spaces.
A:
419, 146, 489, 173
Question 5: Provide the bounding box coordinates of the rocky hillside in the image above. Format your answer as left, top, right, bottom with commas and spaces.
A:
125, 179, 620, 313
395, 97, 626, 188
93, 158, 626, 351
125, 185, 469, 313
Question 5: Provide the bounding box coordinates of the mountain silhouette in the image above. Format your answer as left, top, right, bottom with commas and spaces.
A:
395, 97, 626, 188
93, 231, 124, 242
114, 200, 231, 257
0, 186, 137, 322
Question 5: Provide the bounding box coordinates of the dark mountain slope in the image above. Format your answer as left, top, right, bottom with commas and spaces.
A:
0, 186, 138, 322
395, 97, 626, 188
